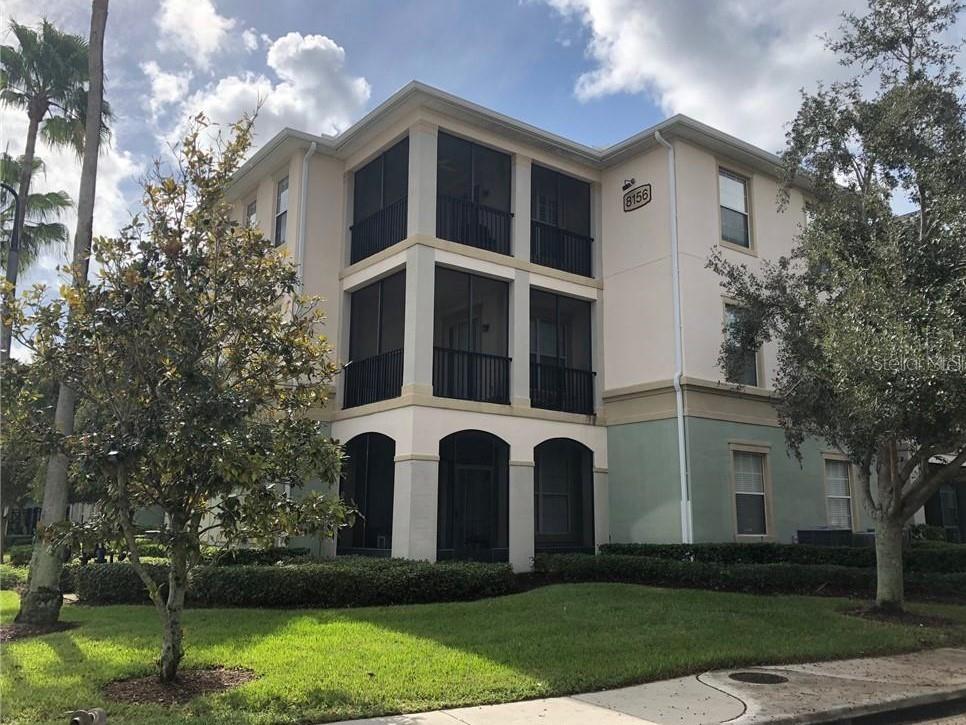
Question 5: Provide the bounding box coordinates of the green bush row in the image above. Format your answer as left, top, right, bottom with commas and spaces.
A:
6, 545, 33, 567
599, 542, 966, 573
536, 553, 966, 600
73, 557, 517, 607
0, 564, 28, 590
206, 546, 311, 567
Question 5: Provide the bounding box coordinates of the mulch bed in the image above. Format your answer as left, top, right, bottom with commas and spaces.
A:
103, 667, 257, 706
843, 606, 958, 628
0, 621, 78, 643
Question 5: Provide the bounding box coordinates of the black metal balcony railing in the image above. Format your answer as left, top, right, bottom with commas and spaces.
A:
350, 196, 408, 264
531, 220, 593, 277
343, 348, 403, 408
437, 195, 512, 255
530, 362, 596, 414
433, 347, 510, 404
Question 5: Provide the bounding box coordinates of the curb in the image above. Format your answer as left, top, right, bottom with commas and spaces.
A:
756, 686, 966, 724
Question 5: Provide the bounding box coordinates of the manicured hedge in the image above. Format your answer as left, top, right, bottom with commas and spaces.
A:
74, 557, 517, 607
0, 564, 28, 590
599, 542, 966, 574
207, 546, 311, 567
535, 553, 966, 601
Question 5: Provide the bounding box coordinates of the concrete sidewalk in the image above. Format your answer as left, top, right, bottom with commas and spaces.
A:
334, 648, 966, 725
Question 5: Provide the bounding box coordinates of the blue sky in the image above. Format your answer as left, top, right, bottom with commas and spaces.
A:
2, 0, 963, 348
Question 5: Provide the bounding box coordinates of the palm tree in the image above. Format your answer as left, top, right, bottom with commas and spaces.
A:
1, 153, 72, 271
0, 18, 112, 360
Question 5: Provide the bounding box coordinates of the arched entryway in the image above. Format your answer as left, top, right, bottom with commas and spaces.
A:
534, 438, 594, 553
338, 432, 395, 556
438, 430, 509, 562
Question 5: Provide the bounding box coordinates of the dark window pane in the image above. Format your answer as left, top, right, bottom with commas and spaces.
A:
534, 439, 594, 548
379, 271, 406, 353
340, 433, 395, 551
531, 165, 559, 226
434, 268, 471, 350
558, 174, 590, 236
349, 282, 380, 360
724, 304, 758, 385
721, 206, 749, 247
274, 210, 287, 245
530, 289, 558, 365
437, 132, 472, 200
383, 138, 409, 206
353, 158, 382, 222
472, 275, 508, 357
736, 493, 766, 535
558, 296, 592, 370
473, 144, 510, 211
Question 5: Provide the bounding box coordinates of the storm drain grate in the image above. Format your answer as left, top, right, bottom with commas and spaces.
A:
728, 671, 789, 685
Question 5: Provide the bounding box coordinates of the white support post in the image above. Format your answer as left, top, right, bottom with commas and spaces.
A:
407, 121, 438, 239
594, 469, 610, 551
509, 461, 535, 572
510, 269, 530, 407
392, 457, 439, 561
512, 155, 531, 261
402, 244, 435, 396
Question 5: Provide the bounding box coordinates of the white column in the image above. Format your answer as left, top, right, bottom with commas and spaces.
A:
392, 457, 439, 561
593, 293, 605, 414
512, 155, 532, 261
594, 469, 610, 551
407, 121, 438, 239
509, 461, 535, 572
510, 269, 530, 407
402, 244, 435, 396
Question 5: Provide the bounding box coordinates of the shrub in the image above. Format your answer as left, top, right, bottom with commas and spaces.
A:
73, 557, 517, 607
0, 564, 28, 590
7, 545, 33, 566
207, 546, 312, 567
535, 553, 966, 601
910, 524, 949, 543
599, 542, 966, 574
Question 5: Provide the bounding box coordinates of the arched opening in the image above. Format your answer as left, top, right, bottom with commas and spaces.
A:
438, 430, 509, 562
338, 432, 395, 556
534, 438, 594, 553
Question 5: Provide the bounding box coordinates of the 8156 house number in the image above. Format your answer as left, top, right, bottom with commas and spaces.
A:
623, 183, 652, 212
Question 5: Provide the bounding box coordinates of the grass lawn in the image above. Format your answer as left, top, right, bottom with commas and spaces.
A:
2, 585, 965, 725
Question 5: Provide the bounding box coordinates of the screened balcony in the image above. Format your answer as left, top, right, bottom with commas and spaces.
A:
343, 272, 405, 408
350, 138, 409, 264
433, 268, 510, 404
436, 131, 512, 255
530, 165, 593, 277
530, 289, 595, 415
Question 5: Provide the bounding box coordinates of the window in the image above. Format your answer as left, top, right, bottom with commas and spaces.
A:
245, 200, 257, 228
825, 459, 853, 529
723, 303, 759, 386
434, 268, 508, 357
437, 132, 510, 212
353, 137, 409, 223
531, 165, 591, 236
349, 271, 406, 361
534, 439, 594, 550
274, 177, 289, 246
719, 169, 750, 248
530, 290, 592, 370
734, 451, 767, 536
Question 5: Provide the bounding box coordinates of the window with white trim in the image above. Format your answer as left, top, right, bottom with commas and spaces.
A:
246, 199, 257, 228
274, 177, 289, 246
825, 459, 853, 529
734, 451, 767, 535
719, 169, 750, 247
723, 303, 759, 386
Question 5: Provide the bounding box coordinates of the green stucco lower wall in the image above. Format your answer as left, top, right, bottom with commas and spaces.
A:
607, 418, 683, 543
605, 415, 871, 545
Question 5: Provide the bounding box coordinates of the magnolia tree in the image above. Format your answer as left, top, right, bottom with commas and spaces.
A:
11, 116, 353, 681
711, 0, 966, 611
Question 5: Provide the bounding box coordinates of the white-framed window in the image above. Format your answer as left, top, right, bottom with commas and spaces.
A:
734, 450, 767, 536
274, 177, 289, 246
723, 303, 759, 386
825, 459, 853, 529
719, 169, 750, 248
246, 199, 257, 228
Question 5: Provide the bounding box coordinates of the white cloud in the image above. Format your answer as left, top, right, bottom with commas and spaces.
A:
171, 32, 371, 147
140, 61, 193, 119
545, 0, 867, 150
241, 28, 259, 52
154, 0, 236, 71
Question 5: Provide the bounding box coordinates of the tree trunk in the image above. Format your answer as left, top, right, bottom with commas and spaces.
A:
160, 540, 188, 683
16, 0, 109, 626
0, 113, 39, 361
874, 516, 905, 612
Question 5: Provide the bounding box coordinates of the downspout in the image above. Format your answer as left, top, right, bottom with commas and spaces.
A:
296, 141, 318, 290
654, 130, 693, 544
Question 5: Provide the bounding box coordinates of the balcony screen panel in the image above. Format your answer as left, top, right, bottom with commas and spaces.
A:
382, 138, 409, 207
379, 271, 406, 353
472, 275, 508, 357
558, 295, 592, 370
353, 158, 382, 223
530, 289, 559, 365
558, 174, 590, 236
531, 165, 559, 226
437, 132, 472, 201
349, 282, 380, 360
473, 144, 511, 212
434, 268, 471, 350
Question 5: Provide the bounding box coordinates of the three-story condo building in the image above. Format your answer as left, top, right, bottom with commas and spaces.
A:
226, 82, 877, 569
